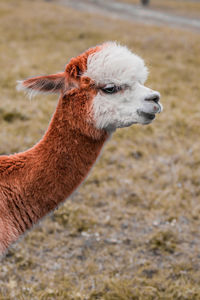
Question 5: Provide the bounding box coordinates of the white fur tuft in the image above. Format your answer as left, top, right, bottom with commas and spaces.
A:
17, 81, 43, 99
85, 41, 148, 86
16, 80, 25, 92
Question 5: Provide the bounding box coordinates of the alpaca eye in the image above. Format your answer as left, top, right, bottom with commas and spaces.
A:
101, 85, 120, 94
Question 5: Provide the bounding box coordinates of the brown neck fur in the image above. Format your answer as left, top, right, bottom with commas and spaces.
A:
0, 85, 109, 252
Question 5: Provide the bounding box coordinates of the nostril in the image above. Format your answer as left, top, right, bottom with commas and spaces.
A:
145, 94, 160, 103
152, 95, 160, 103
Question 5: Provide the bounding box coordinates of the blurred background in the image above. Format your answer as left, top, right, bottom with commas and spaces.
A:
0, 0, 200, 299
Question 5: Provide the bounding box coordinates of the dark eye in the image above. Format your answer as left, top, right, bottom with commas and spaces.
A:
101, 85, 120, 94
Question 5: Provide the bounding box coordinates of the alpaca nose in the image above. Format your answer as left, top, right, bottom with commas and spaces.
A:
145, 93, 160, 103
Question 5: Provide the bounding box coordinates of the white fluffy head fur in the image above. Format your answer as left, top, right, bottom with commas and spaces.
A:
85, 42, 163, 131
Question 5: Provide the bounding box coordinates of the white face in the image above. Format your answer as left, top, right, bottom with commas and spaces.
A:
84, 42, 163, 131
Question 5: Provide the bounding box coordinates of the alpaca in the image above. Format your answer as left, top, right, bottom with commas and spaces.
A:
0, 42, 162, 255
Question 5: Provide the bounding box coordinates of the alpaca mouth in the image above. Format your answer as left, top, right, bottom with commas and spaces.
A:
137, 110, 155, 120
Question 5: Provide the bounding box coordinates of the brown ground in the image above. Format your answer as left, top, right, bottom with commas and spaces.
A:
0, 0, 200, 299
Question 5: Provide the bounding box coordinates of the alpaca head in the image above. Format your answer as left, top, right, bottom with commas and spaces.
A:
17, 42, 162, 132
83, 42, 162, 131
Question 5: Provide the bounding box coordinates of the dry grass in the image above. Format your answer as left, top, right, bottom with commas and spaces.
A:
0, 0, 200, 299
116, 0, 200, 18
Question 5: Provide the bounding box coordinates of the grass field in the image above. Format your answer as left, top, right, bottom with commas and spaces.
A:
117, 0, 200, 18
0, 0, 200, 299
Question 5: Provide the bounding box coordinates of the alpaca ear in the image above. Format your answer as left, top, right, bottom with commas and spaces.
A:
17, 72, 65, 98
69, 64, 81, 79
65, 58, 83, 81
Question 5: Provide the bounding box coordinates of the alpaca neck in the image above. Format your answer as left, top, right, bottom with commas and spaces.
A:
24, 92, 109, 224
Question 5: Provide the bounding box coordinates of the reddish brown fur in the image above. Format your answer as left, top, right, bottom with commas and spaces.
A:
0, 46, 109, 255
